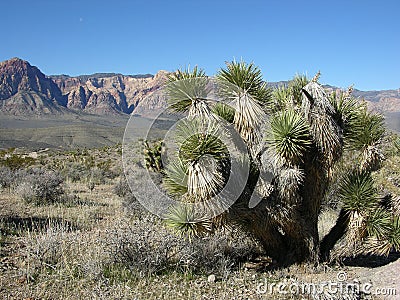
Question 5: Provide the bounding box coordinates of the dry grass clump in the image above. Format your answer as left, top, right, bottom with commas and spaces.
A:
0, 166, 14, 190
113, 175, 130, 197
15, 168, 65, 205
103, 214, 261, 280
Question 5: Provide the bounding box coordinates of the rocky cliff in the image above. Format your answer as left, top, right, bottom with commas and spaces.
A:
0, 58, 67, 115
51, 71, 168, 115
0, 58, 168, 116
354, 89, 400, 113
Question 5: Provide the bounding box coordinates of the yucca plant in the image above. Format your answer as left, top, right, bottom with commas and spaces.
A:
143, 60, 397, 265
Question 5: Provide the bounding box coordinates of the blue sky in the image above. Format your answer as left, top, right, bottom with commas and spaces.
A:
1, 0, 399, 90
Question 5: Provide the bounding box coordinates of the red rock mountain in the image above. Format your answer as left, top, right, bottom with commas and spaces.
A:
51, 71, 168, 115
0, 57, 398, 116
0, 58, 67, 115
0, 58, 168, 116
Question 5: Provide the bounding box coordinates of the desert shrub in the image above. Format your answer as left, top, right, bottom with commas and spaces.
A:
88, 167, 107, 185
104, 218, 171, 277
0, 154, 35, 171
87, 180, 96, 192
104, 217, 260, 279
61, 162, 88, 182
16, 168, 65, 205
25, 222, 69, 268
22, 221, 84, 281
104, 168, 119, 180
0, 166, 14, 189
113, 176, 130, 197
121, 193, 145, 219
174, 229, 260, 278
97, 159, 118, 179
121, 171, 163, 218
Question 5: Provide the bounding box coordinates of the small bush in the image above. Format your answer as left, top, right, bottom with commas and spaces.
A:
97, 159, 119, 180
113, 176, 130, 197
121, 193, 145, 219
22, 220, 82, 280
88, 167, 106, 185
61, 162, 88, 182
1, 154, 35, 171
87, 181, 95, 192
25, 222, 69, 268
175, 229, 260, 277
0, 167, 14, 189
16, 168, 65, 205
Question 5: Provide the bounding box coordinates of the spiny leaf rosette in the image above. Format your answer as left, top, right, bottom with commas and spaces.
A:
123, 62, 399, 266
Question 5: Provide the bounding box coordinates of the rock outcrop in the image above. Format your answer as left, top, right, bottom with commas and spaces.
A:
0, 58, 67, 115
51, 71, 168, 115
0, 57, 168, 116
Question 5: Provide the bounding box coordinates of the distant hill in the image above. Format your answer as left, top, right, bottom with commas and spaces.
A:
50, 73, 153, 82
0, 57, 399, 117
0, 58, 168, 116
268, 81, 400, 112
325, 84, 400, 112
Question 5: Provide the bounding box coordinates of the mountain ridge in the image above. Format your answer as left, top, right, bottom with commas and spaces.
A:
0, 57, 399, 117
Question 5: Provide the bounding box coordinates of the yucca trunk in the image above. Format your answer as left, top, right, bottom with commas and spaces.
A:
228, 171, 324, 265
221, 150, 327, 265
291, 152, 328, 263
229, 203, 321, 265
227, 198, 290, 264
319, 208, 349, 261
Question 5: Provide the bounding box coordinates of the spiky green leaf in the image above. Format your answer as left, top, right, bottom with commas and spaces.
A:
365, 208, 392, 239
212, 102, 235, 123
329, 87, 363, 131
338, 171, 377, 213
388, 216, 400, 252
216, 60, 271, 105
289, 74, 309, 104
165, 204, 212, 239
175, 119, 229, 164
271, 85, 292, 111
167, 65, 206, 82
163, 158, 188, 197
165, 66, 209, 113
266, 109, 311, 162
346, 110, 385, 151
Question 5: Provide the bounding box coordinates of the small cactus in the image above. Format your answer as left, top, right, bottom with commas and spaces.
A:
143, 140, 164, 172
